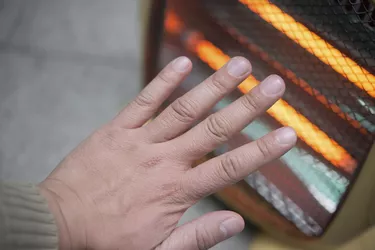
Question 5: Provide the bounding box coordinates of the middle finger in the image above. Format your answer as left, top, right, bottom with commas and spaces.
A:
144, 57, 252, 142
172, 74, 285, 160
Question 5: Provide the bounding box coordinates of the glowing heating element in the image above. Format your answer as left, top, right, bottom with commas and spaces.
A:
239, 0, 375, 98
163, 11, 357, 173
164, 11, 183, 35
194, 40, 356, 173
167, 11, 368, 135
236, 39, 369, 135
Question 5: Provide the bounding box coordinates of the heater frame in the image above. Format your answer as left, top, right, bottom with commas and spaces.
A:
139, 0, 375, 248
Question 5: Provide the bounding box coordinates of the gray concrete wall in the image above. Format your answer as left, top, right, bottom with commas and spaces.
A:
0, 1, 253, 248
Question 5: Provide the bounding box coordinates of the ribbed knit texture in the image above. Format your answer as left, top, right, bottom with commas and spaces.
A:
0, 183, 58, 250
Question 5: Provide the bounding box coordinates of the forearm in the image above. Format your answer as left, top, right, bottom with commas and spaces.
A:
0, 182, 58, 250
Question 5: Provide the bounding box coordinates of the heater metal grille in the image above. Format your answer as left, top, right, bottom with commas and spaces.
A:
159, 0, 375, 236
200, 0, 375, 235
337, 0, 375, 29
246, 172, 322, 235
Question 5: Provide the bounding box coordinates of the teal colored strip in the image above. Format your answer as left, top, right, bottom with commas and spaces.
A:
214, 99, 349, 210
339, 103, 375, 133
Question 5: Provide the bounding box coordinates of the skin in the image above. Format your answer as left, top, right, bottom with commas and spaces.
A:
39, 56, 297, 250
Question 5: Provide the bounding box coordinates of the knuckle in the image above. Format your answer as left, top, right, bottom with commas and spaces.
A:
177, 175, 202, 203
138, 156, 163, 169
205, 115, 231, 142
241, 91, 261, 113
255, 138, 274, 158
98, 125, 126, 150
97, 125, 142, 152
195, 224, 214, 250
218, 155, 242, 182
98, 124, 121, 141
209, 73, 230, 94
157, 69, 174, 85
166, 179, 198, 205
134, 91, 154, 108
170, 97, 198, 123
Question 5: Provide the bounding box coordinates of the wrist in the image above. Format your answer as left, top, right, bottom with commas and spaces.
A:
39, 179, 87, 250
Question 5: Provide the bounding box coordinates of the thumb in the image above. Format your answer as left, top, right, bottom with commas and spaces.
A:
158, 211, 245, 250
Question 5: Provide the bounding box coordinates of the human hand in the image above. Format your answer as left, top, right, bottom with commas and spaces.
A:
39, 56, 296, 250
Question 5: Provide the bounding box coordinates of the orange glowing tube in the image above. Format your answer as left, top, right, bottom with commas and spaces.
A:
239, 40, 368, 135
239, 0, 375, 98
164, 11, 357, 172
167, 8, 367, 134
164, 11, 183, 35
194, 40, 356, 173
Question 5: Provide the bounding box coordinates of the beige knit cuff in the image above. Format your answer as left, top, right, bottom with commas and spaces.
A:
0, 183, 58, 250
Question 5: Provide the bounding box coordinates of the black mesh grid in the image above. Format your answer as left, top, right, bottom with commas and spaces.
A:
204, 0, 375, 136
156, 0, 375, 236
337, 0, 375, 28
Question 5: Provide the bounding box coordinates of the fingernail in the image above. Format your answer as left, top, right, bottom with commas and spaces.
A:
260, 75, 285, 96
276, 127, 297, 145
220, 218, 244, 238
172, 56, 190, 72
227, 57, 250, 77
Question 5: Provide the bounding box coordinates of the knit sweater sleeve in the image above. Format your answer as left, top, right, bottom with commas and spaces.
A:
0, 182, 59, 250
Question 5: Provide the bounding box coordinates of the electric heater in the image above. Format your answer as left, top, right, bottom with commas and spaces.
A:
142, 0, 375, 248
